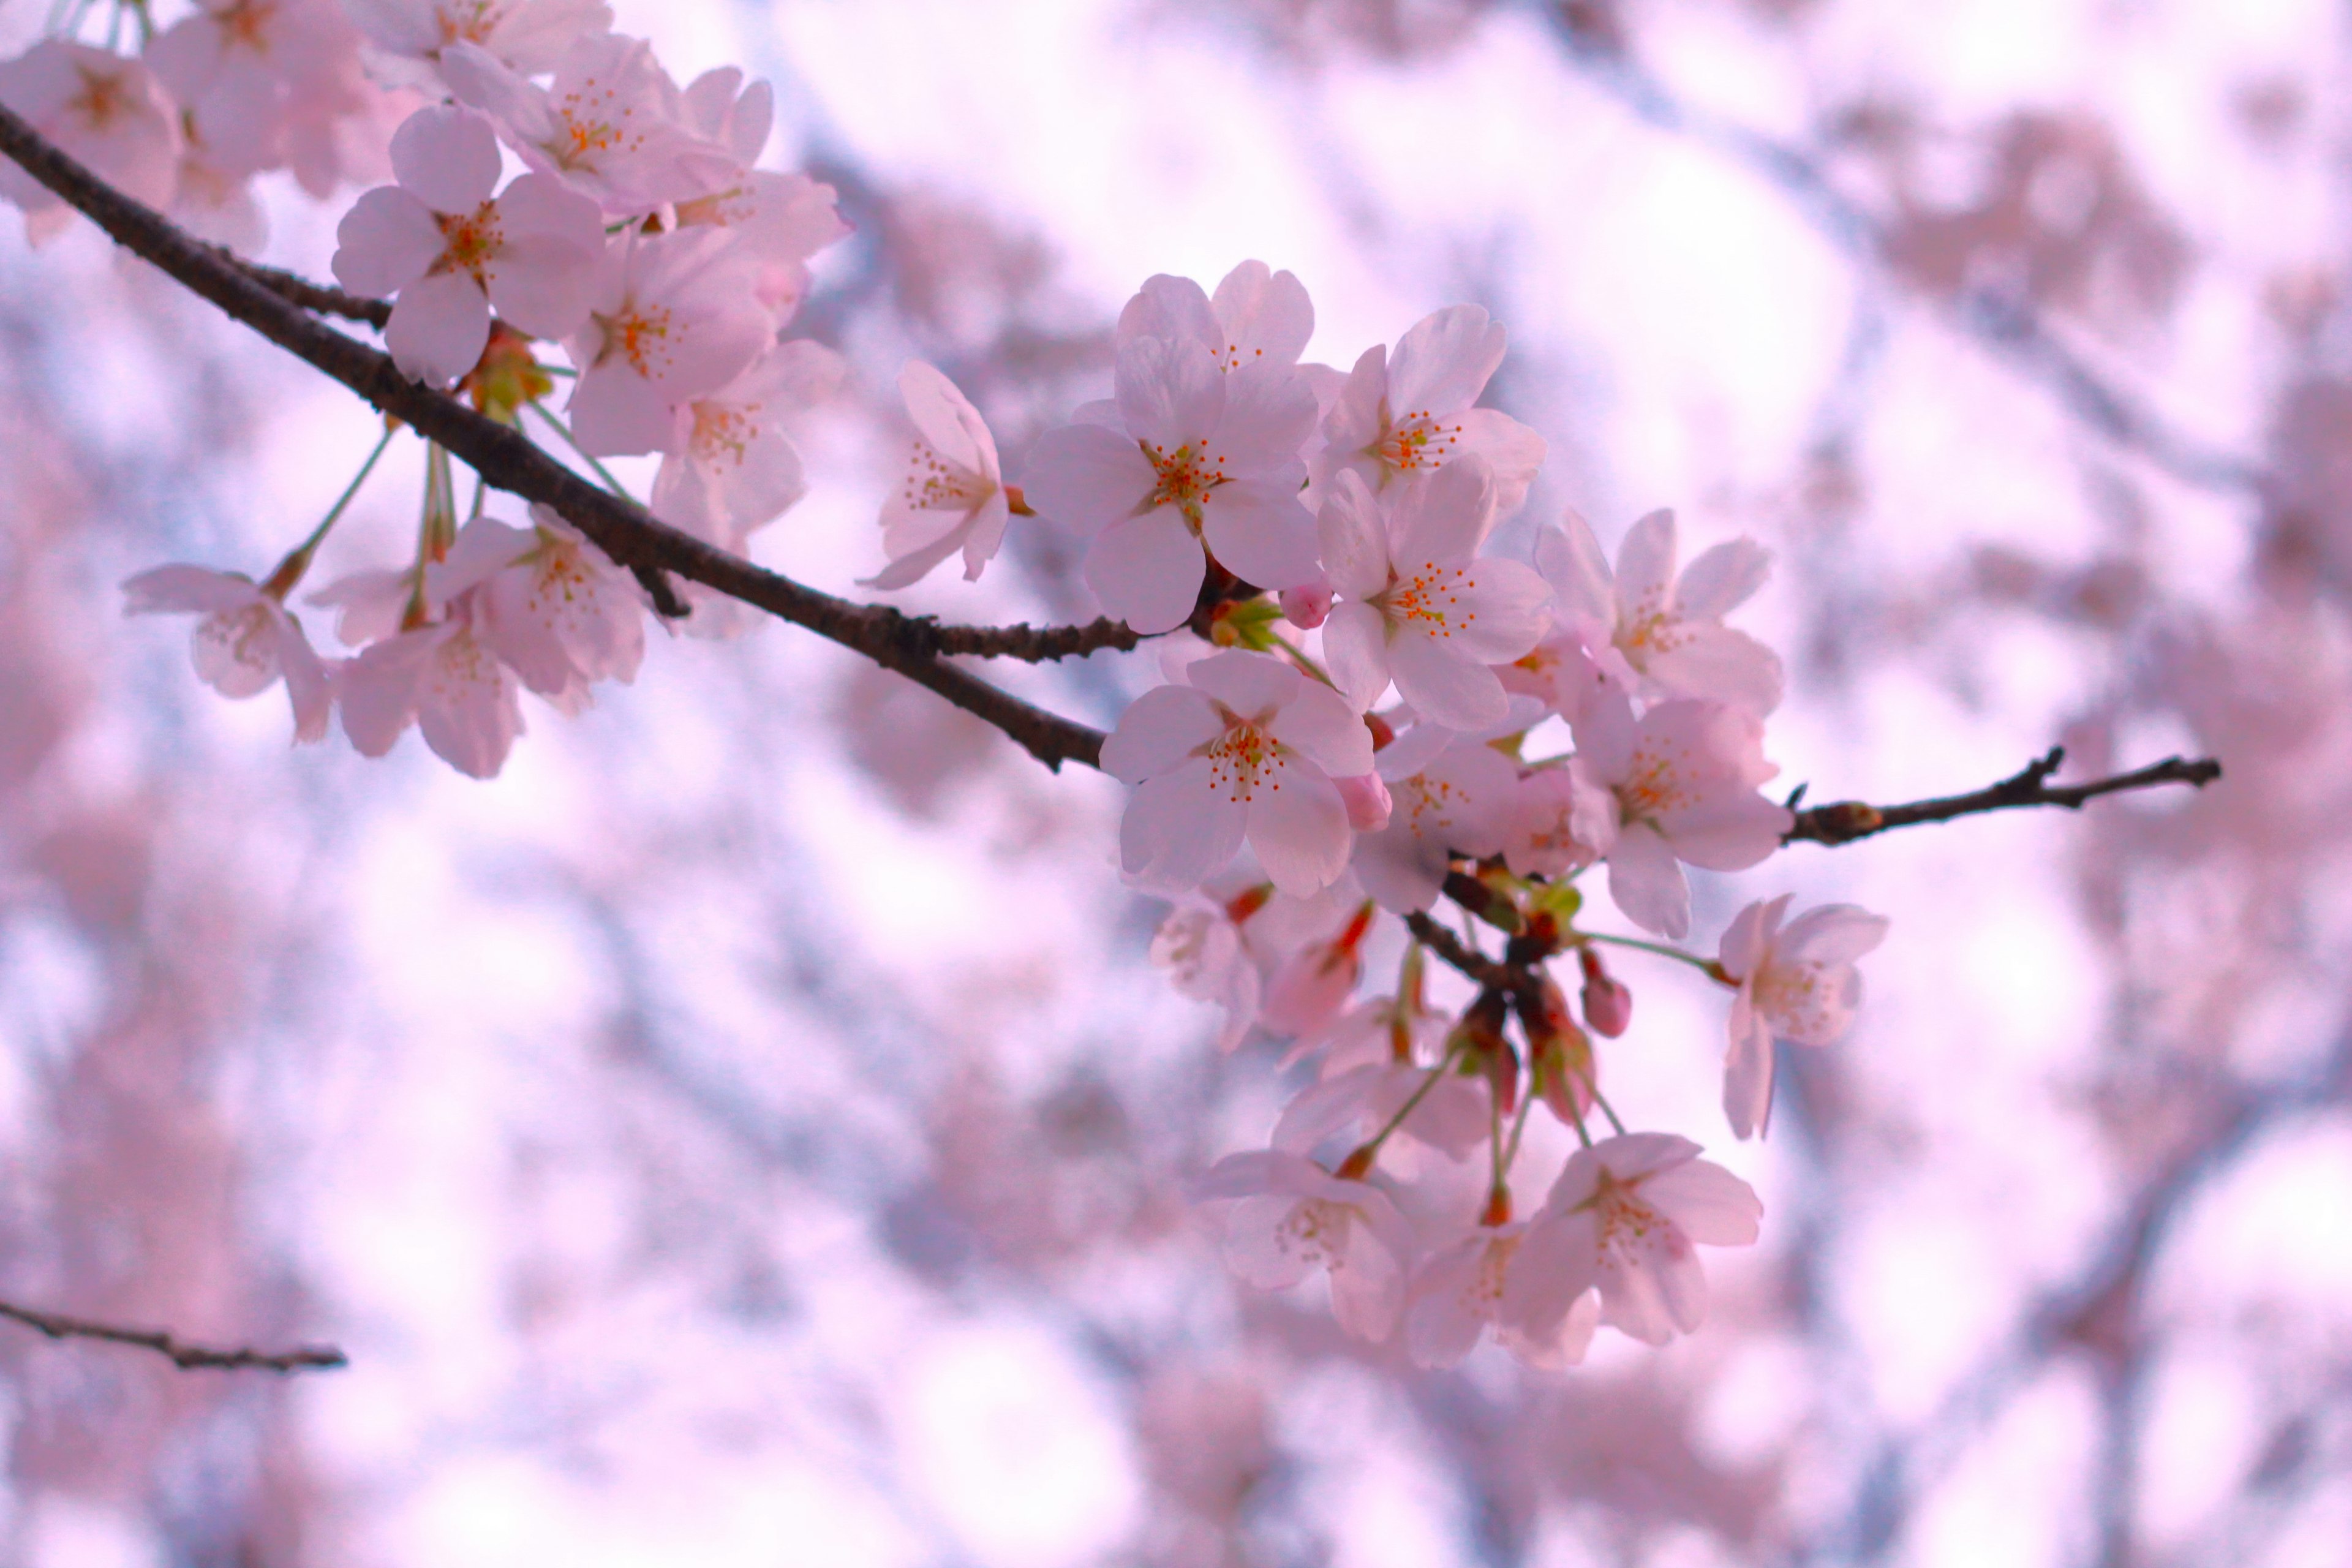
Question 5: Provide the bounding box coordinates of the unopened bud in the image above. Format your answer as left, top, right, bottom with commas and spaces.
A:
1578, 948, 1633, 1038
1280, 578, 1335, 629
1335, 772, 1393, 833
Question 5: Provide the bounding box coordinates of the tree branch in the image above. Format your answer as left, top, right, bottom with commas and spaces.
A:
1785, 747, 2223, 847
0, 1298, 346, 1373
214, 247, 391, 328
922, 614, 1141, 661
0, 105, 1110, 773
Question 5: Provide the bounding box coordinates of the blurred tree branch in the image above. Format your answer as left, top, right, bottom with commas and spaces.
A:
1785, 747, 2222, 846
0, 1299, 346, 1373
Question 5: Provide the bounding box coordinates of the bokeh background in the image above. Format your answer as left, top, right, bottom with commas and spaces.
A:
4, 0, 2350, 1563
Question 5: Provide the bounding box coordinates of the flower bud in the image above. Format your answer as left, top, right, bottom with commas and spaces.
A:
1578, 948, 1633, 1038
1280, 578, 1334, 630
1334, 772, 1393, 833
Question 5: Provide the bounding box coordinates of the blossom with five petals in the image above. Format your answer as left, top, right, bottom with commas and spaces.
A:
1317, 458, 1552, 728
333, 104, 605, 384
1501, 1132, 1761, 1348
560, 228, 774, 455
861, 361, 1011, 589
1101, 650, 1374, 897
1538, 508, 1783, 715
1407, 1223, 1601, 1370
337, 588, 525, 778
120, 565, 333, 743
1312, 304, 1545, 512
431, 506, 647, 711
1717, 895, 1890, 1139
1193, 1149, 1417, 1343
0, 42, 181, 242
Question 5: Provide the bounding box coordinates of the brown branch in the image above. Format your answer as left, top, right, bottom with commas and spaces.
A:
1404, 910, 1540, 1006
923, 614, 1141, 661
214, 248, 392, 328
1785, 747, 2223, 848
0, 1298, 346, 1373
0, 104, 1109, 774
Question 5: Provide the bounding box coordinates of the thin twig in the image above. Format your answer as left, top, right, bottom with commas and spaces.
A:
0, 107, 1109, 772
1785, 747, 2223, 847
1404, 911, 1539, 1006
215, 249, 391, 329
0, 1299, 346, 1373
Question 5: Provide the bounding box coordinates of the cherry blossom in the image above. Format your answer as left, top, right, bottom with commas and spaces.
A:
1117, 261, 1313, 372
861, 360, 1011, 590
1572, 690, 1794, 938
342, 0, 613, 83
1257, 900, 1376, 1038
0, 42, 180, 241
1101, 651, 1374, 898
1313, 304, 1545, 511
146, 0, 363, 179
432, 506, 647, 710
333, 104, 605, 385
654, 339, 842, 547
121, 565, 333, 743
439, 32, 736, 217
561, 228, 774, 456
1538, 508, 1783, 715
1193, 1149, 1417, 1342
1501, 766, 1613, 880
1024, 332, 1322, 634
1406, 1224, 1601, 1370
1501, 1133, 1762, 1348
1718, 895, 1890, 1139
668, 70, 849, 315
1351, 731, 1520, 913
337, 589, 524, 778
1317, 459, 1552, 728
1272, 1060, 1488, 1164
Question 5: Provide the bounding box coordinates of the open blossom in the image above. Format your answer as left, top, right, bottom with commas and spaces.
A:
1117, 261, 1313, 372
654, 339, 842, 546
1312, 304, 1545, 511
1719, 895, 1890, 1139
561, 228, 774, 456
1538, 508, 1783, 715
333, 104, 605, 384
861, 361, 1011, 590
121, 565, 333, 742
1194, 1150, 1417, 1343
1025, 326, 1322, 634
431, 506, 646, 710
1572, 690, 1794, 938
1407, 1224, 1602, 1370
0, 42, 180, 241
1273, 1060, 1488, 1165
1257, 900, 1375, 1038
1351, 729, 1520, 913
670, 68, 850, 317
337, 588, 524, 778
1101, 650, 1374, 898
1501, 766, 1613, 880
1318, 459, 1552, 728
440, 32, 737, 216
1501, 1133, 1762, 1348
342, 0, 613, 83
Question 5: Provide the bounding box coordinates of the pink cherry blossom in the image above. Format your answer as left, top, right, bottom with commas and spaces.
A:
1406, 1223, 1600, 1370
439, 32, 736, 216
431, 506, 647, 710
1351, 733, 1519, 913
342, 0, 613, 83
1571, 691, 1794, 938
1317, 459, 1553, 728
1023, 331, 1322, 634
121, 565, 333, 743
1117, 261, 1314, 372
1193, 1149, 1417, 1343
1257, 900, 1374, 1038
654, 339, 842, 546
1501, 765, 1613, 880
1272, 1060, 1489, 1165
560, 228, 774, 456
1538, 508, 1784, 715
1501, 1133, 1761, 1348
333, 104, 605, 385
0, 42, 180, 241
861, 361, 1011, 590
1312, 304, 1546, 512
1101, 651, 1374, 898
1717, 895, 1890, 1139
146, 0, 362, 180
1151, 895, 1264, 1054
337, 589, 524, 778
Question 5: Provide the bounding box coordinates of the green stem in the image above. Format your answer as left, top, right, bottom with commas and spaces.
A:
1581, 930, 1720, 977
1502, 1086, 1540, 1168
260, 423, 397, 598
1352, 1038, 1468, 1169
1268, 631, 1336, 688
527, 399, 636, 502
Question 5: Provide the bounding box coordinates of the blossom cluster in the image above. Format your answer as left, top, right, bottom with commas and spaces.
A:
14, 5, 1893, 1368
873, 263, 1889, 1366
10, 0, 849, 775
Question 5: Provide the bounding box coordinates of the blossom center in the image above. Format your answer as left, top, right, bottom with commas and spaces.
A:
1373, 410, 1465, 473
1276, 1199, 1352, 1268
1204, 720, 1281, 805
901, 439, 989, 512
1142, 438, 1227, 527
433, 203, 505, 281
592, 303, 675, 378
1380, 563, 1477, 636
69, 67, 126, 130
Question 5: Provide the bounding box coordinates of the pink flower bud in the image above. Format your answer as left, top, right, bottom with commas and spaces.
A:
1578, 948, 1633, 1038
1280, 578, 1334, 630
1334, 772, 1393, 833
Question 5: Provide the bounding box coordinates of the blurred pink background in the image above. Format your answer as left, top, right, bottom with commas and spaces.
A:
2, 0, 2348, 1564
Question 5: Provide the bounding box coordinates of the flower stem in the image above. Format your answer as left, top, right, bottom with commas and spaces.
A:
1580, 930, 1721, 978
260, 423, 396, 600
1344, 1036, 1468, 1175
